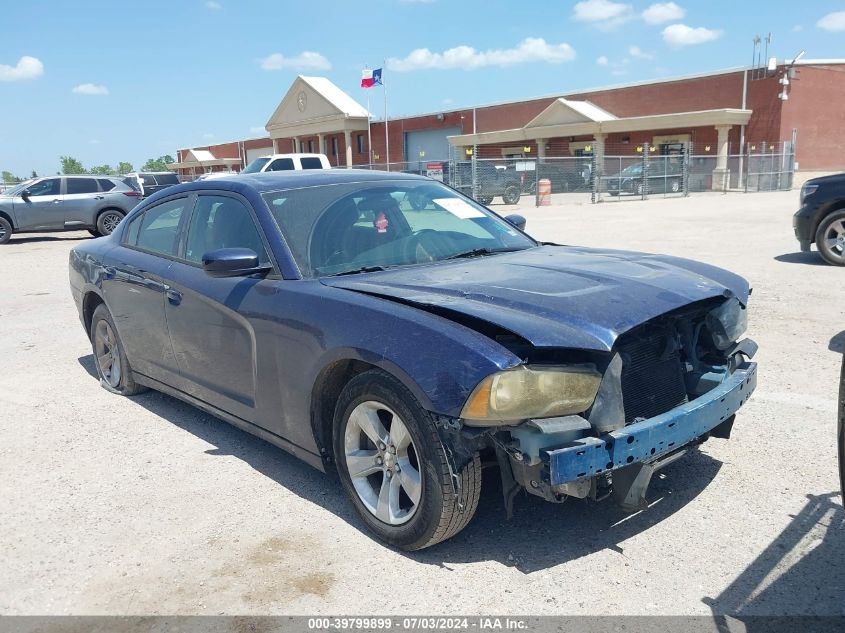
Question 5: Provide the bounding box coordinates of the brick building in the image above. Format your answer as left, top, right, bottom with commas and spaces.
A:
171, 59, 845, 182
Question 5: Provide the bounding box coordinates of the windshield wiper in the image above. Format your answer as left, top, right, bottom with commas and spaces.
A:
444, 247, 523, 260
329, 265, 388, 276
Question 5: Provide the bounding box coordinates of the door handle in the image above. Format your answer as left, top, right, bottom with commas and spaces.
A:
142, 278, 169, 292
166, 289, 182, 305
95, 195, 105, 200
103, 266, 116, 279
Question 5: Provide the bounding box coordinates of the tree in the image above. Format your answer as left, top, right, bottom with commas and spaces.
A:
30, 170, 38, 178
60, 156, 87, 174
117, 161, 134, 174
141, 155, 175, 171
89, 164, 114, 175
1, 171, 20, 184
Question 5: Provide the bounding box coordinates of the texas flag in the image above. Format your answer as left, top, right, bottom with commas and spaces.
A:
361, 68, 383, 89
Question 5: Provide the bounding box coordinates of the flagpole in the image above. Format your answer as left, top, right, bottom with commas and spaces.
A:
366, 90, 372, 169
383, 59, 389, 171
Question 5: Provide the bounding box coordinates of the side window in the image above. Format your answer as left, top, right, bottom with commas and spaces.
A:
26, 178, 61, 197
268, 158, 294, 171
133, 197, 189, 257
300, 157, 324, 170
98, 179, 117, 191
184, 195, 269, 265
66, 178, 98, 195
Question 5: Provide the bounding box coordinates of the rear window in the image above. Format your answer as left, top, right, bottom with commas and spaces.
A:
154, 173, 179, 185
122, 177, 140, 191
141, 174, 157, 186
98, 179, 117, 191
66, 178, 98, 194
300, 157, 324, 170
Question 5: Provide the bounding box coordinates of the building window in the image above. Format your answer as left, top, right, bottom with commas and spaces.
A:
357, 134, 365, 154
331, 137, 338, 156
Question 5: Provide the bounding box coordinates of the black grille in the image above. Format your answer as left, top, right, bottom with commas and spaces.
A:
619, 331, 688, 424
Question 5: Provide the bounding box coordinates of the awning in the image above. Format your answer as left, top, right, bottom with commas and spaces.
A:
448, 98, 752, 146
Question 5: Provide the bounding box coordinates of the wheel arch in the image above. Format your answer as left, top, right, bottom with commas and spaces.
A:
82, 289, 107, 338
0, 209, 14, 229
309, 353, 436, 465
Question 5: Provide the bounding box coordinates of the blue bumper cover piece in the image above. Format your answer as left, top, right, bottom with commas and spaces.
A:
544, 362, 757, 486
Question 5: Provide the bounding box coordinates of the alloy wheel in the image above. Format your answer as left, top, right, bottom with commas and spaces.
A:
101, 212, 122, 235
822, 218, 845, 262
94, 319, 121, 388
344, 400, 422, 525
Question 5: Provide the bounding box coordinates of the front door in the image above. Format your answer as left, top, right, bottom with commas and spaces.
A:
12, 177, 63, 230
164, 193, 275, 421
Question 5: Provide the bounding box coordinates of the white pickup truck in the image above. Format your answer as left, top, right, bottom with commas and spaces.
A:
198, 153, 332, 181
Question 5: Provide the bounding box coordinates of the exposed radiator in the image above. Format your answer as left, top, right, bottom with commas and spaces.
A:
619, 330, 689, 424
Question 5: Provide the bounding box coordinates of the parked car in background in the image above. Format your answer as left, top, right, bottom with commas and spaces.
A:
452, 161, 522, 205
70, 169, 757, 550
516, 161, 591, 195
242, 153, 331, 173
606, 162, 682, 196
839, 350, 844, 498
0, 175, 140, 244
122, 172, 180, 198
793, 173, 845, 266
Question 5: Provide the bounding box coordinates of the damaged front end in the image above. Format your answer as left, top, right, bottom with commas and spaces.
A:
437, 296, 757, 515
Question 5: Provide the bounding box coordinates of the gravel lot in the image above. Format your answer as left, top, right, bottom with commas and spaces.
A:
0, 190, 842, 616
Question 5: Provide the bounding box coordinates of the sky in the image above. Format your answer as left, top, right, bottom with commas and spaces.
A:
1, 0, 844, 177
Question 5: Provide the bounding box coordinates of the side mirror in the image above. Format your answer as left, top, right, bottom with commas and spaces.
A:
504, 213, 527, 231
202, 248, 271, 278
21, 189, 31, 200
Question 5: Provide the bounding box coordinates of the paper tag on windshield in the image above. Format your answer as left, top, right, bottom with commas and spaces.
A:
433, 198, 485, 219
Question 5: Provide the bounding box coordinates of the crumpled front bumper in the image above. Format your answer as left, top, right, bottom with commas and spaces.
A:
544, 362, 757, 486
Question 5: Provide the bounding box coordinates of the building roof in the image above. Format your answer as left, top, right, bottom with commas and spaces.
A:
299, 76, 370, 118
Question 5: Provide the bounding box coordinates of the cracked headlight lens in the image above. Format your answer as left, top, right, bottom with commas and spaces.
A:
706, 297, 748, 350
461, 365, 601, 425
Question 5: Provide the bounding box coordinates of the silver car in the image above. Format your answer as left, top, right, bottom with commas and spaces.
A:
0, 175, 141, 244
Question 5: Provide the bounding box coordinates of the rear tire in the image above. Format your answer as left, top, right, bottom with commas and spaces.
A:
96, 210, 125, 236
90, 304, 147, 395
476, 195, 493, 206
0, 216, 12, 244
333, 369, 481, 550
815, 210, 845, 266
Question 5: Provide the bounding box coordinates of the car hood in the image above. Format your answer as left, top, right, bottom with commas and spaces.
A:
322, 245, 749, 352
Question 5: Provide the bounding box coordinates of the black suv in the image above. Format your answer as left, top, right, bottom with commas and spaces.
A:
793, 173, 845, 265
122, 172, 180, 198
452, 162, 522, 205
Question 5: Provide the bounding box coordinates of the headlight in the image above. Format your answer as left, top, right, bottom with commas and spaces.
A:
461, 365, 602, 425
706, 297, 748, 350
800, 183, 818, 204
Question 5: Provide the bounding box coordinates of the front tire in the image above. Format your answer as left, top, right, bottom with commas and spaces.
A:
815, 210, 845, 266
0, 216, 13, 244
502, 184, 521, 205
96, 210, 124, 236
333, 369, 481, 550
91, 304, 147, 395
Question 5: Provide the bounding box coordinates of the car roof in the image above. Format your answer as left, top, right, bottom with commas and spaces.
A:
254, 153, 327, 160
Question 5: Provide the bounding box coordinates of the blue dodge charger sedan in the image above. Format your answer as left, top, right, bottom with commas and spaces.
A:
69, 170, 757, 550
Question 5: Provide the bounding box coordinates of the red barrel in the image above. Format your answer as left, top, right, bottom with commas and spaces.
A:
537, 178, 552, 206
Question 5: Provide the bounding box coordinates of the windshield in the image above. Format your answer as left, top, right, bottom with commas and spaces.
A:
262, 180, 537, 278
621, 164, 643, 175
1, 179, 35, 197
243, 157, 271, 174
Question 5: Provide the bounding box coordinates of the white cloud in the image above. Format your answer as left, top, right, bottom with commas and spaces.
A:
662, 24, 722, 47
72, 83, 109, 95
388, 37, 575, 72
791, 24, 803, 32
572, 0, 633, 30
205, 0, 222, 8
817, 11, 845, 32
0, 56, 44, 81
249, 126, 267, 134
642, 2, 685, 24
628, 45, 655, 59
596, 55, 609, 66
259, 51, 331, 71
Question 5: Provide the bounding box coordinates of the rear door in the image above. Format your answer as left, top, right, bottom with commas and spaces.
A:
63, 177, 101, 228
12, 178, 63, 230
164, 192, 275, 421
102, 195, 193, 385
